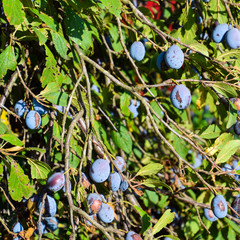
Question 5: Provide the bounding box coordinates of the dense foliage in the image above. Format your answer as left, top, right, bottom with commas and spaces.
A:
0, 0, 240, 239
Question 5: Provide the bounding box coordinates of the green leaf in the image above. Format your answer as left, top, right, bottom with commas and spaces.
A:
98, 0, 122, 18
150, 101, 164, 123
44, 91, 69, 106
120, 92, 131, 116
224, 218, 240, 234
27, 159, 51, 179
23, 147, 46, 154
8, 161, 35, 201
141, 178, 173, 193
112, 124, 132, 154
0, 134, 24, 146
212, 83, 237, 98
199, 124, 221, 139
189, 42, 209, 57
135, 163, 163, 177
216, 140, 240, 164
133, 205, 152, 235
152, 209, 175, 235
227, 101, 238, 129
50, 31, 68, 58
2, 0, 25, 25
0, 122, 7, 135
211, 133, 233, 152
0, 45, 17, 79
33, 27, 48, 45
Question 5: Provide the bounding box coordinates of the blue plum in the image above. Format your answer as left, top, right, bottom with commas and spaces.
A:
32, 98, 48, 115
164, 45, 184, 69
25, 110, 41, 129
156, 52, 166, 70
231, 197, 240, 219
197, 16, 203, 24
55, 105, 73, 118
129, 99, 140, 118
97, 203, 115, 223
44, 217, 58, 231
225, 28, 240, 49
85, 214, 97, 226
234, 122, 240, 135
14, 99, 28, 117
212, 23, 229, 43
193, 153, 203, 168
38, 195, 57, 217
87, 193, 102, 214
35, 221, 47, 234
170, 84, 191, 110
91, 84, 100, 93
120, 179, 129, 192
232, 160, 240, 170
81, 172, 91, 188
47, 172, 65, 192
130, 41, 145, 61
108, 172, 121, 191
113, 156, 126, 172
230, 97, 240, 115
203, 0, 211, 2
13, 222, 24, 233
89, 159, 110, 183
203, 208, 218, 222
211, 195, 228, 218
125, 231, 142, 240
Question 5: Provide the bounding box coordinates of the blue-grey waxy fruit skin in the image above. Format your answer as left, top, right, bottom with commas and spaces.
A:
212, 23, 229, 43
203, 208, 218, 222
211, 195, 228, 219
156, 52, 166, 70
44, 217, 58, 231
38, 195, 57, 217
25, 110, 41, 129
130, 41, 145, 61
108, 172, 121, 191
225, 28, 240, 49
170, 84, 191, 110
97, 203, 115, 223
33, 98, 48, 115
120, 179, 129, 192
14, 99, 28, 117
87, 193, 102, 214
125, 231, 143, 240
164, 45, 184, 69
89, 159, 110, 183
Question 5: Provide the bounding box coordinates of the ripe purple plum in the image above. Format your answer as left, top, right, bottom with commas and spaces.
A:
156, 52, 166, 70
25, 110, 41, 130
97, 203, 115, 223
14, 99, 28, 117
129, 41, 145, 61
47, 172, 65, 192
164, 45, 184, 69
108, 172, 121, 191
170, 84, 191, 110
211, 195, 228, 218
212, 23, 229, 43
125, 231, 143, 240
87, 193, 102, 214
231, 197, 240, 218
113, 156, 126, 172
38, 195, 57, 217
203, 208, 218, 222
44, 217, 58, 231
225, 28, 240, 49
32, 98, 48, 115
89, 159, 110, 183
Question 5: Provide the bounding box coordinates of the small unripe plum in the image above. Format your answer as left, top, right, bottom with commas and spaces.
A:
13, 222, 24, 233
32, 98, 48, 115
44, 217, 58, 231
113, 156, 126, 172
47, 172, 65, 192
108, 172, 121, 191
89, 159, 110, 183
211, 195, 228, 218
125, 231, 143, 240
164, 45, 184, 69
203, 208, 218, 222
130, 41, 145, 61
231, 197, 240, 218
87, 193, 102, 214
25, 110, 41, 129
212, 23, 229, 43
226, 28, 240, 49
170, 84, 191, 110
97, 203, 115, 223
38, 195, 57, 217
14, 99, 28, 117
120, 179, 129, 192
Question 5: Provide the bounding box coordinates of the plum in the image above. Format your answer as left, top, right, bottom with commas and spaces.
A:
81, 172, 91, 188
231, 197, 240, 218
225, 28, 240, 49
44, 217, 58, 231
203, 208, 218, 222
129, 99, 140, 118
97, 203, 115, 223
89, 159, 110, 183
130, 41, 145, 61
120, 179, 129, 192
170, 84, 191, 110
125, 231, 142, 240
47, 172, 65, 192
87, 193, 102, 214
13, 222, 24, 233
156, 52, 166, 70
32, 98, 48, 115
211, 195, 228, 218
164, 45, 184, 69
113, 156, 126, 172
212, 23, 229, 43
234, 122, 240, 135
14, 99, 28, 117
108, 172, 121, 191
85, 214, 97, 226
38, 195, 57, 217
25, 110, 41, 129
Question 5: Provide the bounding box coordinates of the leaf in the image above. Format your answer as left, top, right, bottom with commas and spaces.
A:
199, 124, 221, 139
0, 134, 24, 146
8, 161, 35, 201
27, 159, 51, 179
212, 83, 237, 98
227, 101, 238, 129
120, 92, 131, 116
2, 0, 25, 25
152, 209, 175, 235
224, 218, 240, 234
216, 140, 240, 164
43, 91, 69, 106
0, 122, 7, 135
0, 45, 17, 79
133, 205, 152, 235
141, 178, 173, 193
50, 31, 68, 58
112, 124, 132, 154
189, 42, 209, 57
98, 0, 122, 18
135, 163, 163, 177
33, 27, 48, 45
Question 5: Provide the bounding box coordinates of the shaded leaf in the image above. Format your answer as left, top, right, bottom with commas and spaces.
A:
50, 31, 68, 58
0, 134, 24, 146
199, 124, 221, 139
